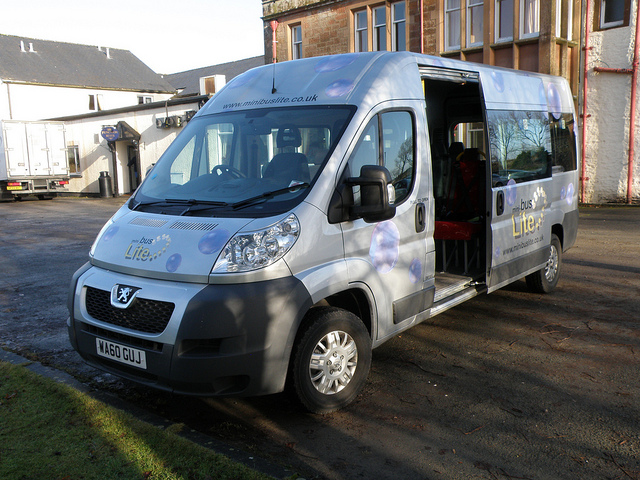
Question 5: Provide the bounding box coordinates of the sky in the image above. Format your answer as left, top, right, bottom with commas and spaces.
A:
0, 0, 265, 74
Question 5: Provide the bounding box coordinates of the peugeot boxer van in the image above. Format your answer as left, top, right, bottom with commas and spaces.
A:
68, 52, 579, 413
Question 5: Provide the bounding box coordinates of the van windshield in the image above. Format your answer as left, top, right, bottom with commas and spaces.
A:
133, 106, 355, 216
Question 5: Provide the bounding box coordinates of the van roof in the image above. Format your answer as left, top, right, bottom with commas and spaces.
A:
198, 52, 574, 117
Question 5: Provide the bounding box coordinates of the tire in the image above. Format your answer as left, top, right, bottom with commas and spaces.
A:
290, 307, 372, 414
526, 233, 562, 293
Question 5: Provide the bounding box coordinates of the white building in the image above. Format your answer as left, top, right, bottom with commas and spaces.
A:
0, 34, 175, 121
0, 33, 263, 197
56, 97, 206, 196
583, 0, 640, 203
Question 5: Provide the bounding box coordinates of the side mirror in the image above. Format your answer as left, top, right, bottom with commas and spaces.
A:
348, 165, 396, 223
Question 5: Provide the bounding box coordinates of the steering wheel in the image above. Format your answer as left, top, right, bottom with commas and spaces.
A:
212, 165, 245, 179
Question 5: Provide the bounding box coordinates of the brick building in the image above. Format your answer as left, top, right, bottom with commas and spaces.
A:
261, 0, 581, 101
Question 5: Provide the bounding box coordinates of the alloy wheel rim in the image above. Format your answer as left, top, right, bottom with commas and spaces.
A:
309, 330, 358, 395
544, 244, 559, 282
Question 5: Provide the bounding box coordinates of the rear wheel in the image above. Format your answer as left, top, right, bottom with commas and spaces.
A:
290, 307, 371, 414
526, 233, 562, 293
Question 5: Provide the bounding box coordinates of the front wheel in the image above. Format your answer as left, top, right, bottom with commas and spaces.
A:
526, 233, 562, 293
290, 307, 372, 414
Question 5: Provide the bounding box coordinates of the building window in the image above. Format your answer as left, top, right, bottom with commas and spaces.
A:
556, 0, 573, 39
291, 25, 303, 59
352, 2, 405, 53
445, 0, 461, 50
88, 94, 101, 111
599, 0, 629, 29
67, 145, 81, 175
445, 0, 484, 51
392, 2, 406, 51
373, 6, 387, 51
355, 10, 368, 52
138, 96, 153, 104
467, 0, 484, 47
495, 0, 514, 41
520, 0, 540, 38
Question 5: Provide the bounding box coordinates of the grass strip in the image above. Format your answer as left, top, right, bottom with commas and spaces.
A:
0, 361, 277, 480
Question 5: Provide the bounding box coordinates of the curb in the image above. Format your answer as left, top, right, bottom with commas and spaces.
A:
0, 349, 296, 480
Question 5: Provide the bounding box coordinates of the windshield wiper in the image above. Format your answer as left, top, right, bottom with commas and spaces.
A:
131, 198, 229, 213
230, 183, 310, 210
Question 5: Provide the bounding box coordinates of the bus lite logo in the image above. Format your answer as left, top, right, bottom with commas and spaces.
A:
511, 187, 547, 239
110, 284, 140, 309
124, 234, 171, 262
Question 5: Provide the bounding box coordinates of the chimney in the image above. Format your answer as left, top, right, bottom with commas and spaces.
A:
20, 40, 27, 53
28, 42, 36, 53
105, 47, 111, 59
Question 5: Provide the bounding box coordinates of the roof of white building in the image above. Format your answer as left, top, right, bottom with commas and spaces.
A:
164, 56, 265, 96
0, 33, 175, 93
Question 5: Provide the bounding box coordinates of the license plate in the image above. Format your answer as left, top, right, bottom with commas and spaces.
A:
7, 186, 22, 191
96, 338, 147, 369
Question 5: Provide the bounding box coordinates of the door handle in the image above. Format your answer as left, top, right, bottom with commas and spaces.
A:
415, 202, 426, 233
496, 191, 505, 216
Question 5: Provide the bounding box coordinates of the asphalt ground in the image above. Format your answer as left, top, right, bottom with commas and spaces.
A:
1, 196, 639, 480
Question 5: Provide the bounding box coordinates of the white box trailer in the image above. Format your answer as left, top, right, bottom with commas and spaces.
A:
0, 120, 70, 200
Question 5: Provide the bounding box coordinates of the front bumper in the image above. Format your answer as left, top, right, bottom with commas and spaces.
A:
68, 266, 313, 396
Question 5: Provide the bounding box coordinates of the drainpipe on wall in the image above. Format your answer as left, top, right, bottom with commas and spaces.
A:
420, 0, 424, 54
592, 4, 640, 204
271, 20, 279, 63
581, 0, 592, 204
628, 5, 640, 204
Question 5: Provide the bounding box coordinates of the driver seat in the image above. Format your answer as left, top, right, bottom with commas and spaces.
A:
263, 125, 310, 185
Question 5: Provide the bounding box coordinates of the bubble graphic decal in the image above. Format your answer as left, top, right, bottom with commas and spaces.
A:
566, 183, 574, 205
538, 83, 548, 107
102, 225, 119, 241
547, 83, 563, 118
561, 186, 566, 200
228, 69, 261, 89
409, 258, 422, 284
506, 179, 518, 207
326, 79, 355, 98
315, 54, 358, 73
369, 221, 400, 274
491, 71, 505, 93
494, 246, 501, 258
166, 253, 182, 273
198, 229, 231, 255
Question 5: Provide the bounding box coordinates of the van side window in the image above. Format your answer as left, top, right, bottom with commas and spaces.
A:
382, 111, 414, 202
487, 110, 552, 186
549, 113, 577, 172
348, 111, 415, 204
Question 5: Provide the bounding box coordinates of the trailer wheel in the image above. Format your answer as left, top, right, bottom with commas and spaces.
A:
291, 307, 371, 414
526, 233, 562, 293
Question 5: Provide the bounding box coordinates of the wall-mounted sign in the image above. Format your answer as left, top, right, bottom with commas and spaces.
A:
101, 125, 119, 142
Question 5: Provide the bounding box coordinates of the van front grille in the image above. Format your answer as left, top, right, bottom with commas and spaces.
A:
85, 286, 174, 334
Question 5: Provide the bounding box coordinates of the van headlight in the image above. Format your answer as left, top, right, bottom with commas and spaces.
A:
212, 214, 300, 273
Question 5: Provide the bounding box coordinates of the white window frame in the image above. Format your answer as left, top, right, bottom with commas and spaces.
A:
445, 0, 462, 50
373, 5, 387, 51
520, 0, 540, 38
600, 0, 625, 29
291, 25, 302, 59
355, 10, 368, 52
391, 1, 406, 51
495, 0, 514, 42
555, 0, 573, 40
467, 0, 484, 47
